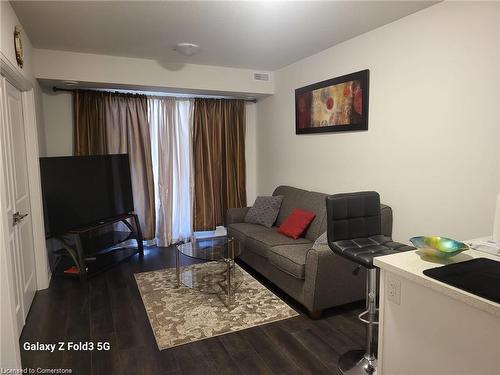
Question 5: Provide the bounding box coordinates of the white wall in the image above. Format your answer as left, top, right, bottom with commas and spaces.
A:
1, 1, 36, 79
41, 90, 73, 156
34, 49, 273, 96
256, 1, 500, 242
1, 1, 46, 154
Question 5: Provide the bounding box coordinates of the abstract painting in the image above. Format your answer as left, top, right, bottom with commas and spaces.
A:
295, 70, 369, 134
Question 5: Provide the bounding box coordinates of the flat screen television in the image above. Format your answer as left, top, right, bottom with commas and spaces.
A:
40, 154, 134, 236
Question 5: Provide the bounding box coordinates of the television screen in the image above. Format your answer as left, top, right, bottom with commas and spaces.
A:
40, 154, 134, 236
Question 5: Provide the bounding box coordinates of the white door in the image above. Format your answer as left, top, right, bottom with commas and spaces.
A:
1, 77, 36, 335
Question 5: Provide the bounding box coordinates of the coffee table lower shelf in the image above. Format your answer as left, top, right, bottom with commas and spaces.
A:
175, 237, 242, 306
176, 260, 243, 305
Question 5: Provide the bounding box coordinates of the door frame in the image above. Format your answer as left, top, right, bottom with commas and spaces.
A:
0, 53, 50, 368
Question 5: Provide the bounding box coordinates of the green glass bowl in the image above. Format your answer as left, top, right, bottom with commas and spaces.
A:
409, 236, 469, 258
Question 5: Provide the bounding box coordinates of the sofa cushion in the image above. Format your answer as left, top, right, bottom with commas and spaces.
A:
268, 244, 312, 279
244, 195, 284, 228
244, 229, 312, 258
300, 191, 328, 241
273, 186, 328, 241
228, 222, 269, 243
273, 186, 307, 226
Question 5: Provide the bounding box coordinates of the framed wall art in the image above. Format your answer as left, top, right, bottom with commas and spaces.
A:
295, 69, 369, 134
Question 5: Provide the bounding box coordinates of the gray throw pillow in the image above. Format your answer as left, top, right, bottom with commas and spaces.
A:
312, 231, 330, 251
244, 195, 284, 228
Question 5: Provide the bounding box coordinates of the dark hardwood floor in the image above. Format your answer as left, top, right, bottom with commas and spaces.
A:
20, 246, 367, 375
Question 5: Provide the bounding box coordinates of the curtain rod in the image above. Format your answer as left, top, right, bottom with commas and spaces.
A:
52, 86, 257, 103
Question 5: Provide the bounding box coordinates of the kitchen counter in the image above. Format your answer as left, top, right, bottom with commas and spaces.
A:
374, 249, 500, 375
374, 249, 500, 317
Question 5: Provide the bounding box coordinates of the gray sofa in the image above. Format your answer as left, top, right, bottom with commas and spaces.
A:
226, 185, 393, 318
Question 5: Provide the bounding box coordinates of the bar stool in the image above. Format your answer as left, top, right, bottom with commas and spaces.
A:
326, 191, 414, 375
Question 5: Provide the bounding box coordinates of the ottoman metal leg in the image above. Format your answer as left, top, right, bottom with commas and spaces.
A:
338, 268, 378, 375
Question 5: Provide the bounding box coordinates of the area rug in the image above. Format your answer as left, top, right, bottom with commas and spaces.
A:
134, 262, 298, 350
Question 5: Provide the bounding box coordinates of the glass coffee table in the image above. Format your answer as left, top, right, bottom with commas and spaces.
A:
175, 237, 243, 306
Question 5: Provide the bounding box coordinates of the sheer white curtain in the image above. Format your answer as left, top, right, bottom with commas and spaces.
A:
148, 97, 194, 246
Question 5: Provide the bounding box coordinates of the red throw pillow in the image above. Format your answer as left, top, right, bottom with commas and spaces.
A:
278, 209, 316, 240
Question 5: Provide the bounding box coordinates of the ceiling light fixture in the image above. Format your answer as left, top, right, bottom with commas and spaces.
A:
174, 43, 200, 56
62, 80, 79, 86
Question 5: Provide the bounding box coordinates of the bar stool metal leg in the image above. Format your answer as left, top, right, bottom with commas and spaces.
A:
338, 268, 378, 375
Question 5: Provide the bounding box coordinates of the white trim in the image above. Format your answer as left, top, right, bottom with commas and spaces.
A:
0, 52, 51, 290
22, 89, 50, 289
0, 76, 22, 370
0, 52, 51, 369
0, 51, 31, 91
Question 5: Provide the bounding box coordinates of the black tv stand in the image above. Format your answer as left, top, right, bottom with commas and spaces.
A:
53, 213, 144, 281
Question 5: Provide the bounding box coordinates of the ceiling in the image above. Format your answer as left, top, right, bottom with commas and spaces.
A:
11, 1, 438, 71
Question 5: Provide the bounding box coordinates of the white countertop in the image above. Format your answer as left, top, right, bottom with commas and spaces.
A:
374, 249, 500, 317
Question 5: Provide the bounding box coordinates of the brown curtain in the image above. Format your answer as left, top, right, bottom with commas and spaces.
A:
73, 90, 156, 240
73, 91, 107, 155
193, 99, 246, 231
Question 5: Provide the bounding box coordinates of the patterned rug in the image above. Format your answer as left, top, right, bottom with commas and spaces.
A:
134, 262, 298, 350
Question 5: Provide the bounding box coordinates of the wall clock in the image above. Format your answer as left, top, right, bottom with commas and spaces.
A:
14, 25, 24, 69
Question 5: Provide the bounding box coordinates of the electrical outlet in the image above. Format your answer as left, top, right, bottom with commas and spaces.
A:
387, 274, 401, 305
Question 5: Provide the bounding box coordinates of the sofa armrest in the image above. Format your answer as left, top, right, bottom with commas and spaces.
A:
381, 204, 393, 238
225, 207, 251, 225
303, 245, 366, 312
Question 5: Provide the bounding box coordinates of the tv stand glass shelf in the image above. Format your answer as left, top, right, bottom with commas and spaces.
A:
52, 213, 143, 280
